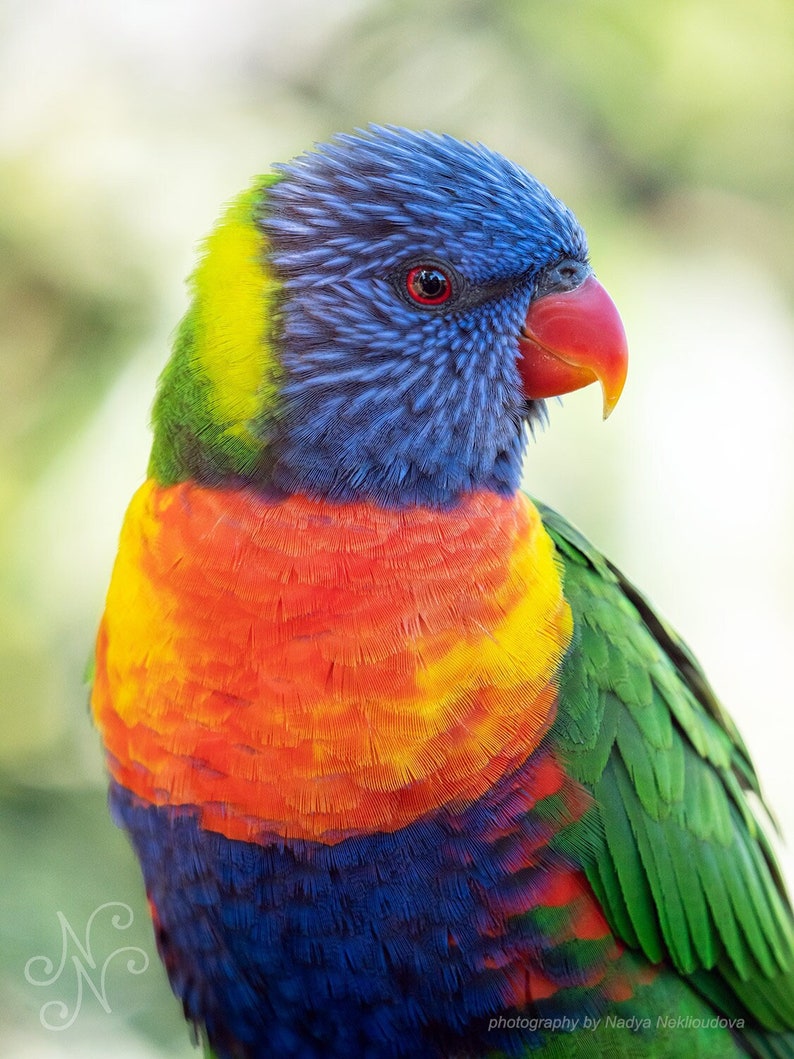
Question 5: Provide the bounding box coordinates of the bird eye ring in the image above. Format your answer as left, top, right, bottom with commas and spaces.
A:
405, 265, 453, 306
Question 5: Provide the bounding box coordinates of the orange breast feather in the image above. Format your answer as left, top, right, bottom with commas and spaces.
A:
92, 481, 572, 844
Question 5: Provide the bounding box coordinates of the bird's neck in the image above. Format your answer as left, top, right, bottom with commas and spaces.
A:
150, 353, 528, 506
266, 402, 527, 506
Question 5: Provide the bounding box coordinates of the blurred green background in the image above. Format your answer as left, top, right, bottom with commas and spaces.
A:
2, 1, 793, 1055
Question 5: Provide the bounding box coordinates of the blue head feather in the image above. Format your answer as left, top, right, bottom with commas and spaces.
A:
259, 125, 589, 507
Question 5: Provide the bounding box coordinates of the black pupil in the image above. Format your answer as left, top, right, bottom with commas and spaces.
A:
415, 269, 447, 300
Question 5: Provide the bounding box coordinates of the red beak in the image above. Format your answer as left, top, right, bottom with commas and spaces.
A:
517, 274, 628, 419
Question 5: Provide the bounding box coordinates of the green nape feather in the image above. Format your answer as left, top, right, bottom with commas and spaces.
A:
149, 174, 282, 485
537, 499, 794, 1055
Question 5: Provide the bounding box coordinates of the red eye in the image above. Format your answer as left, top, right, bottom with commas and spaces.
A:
406, 265, 453, 306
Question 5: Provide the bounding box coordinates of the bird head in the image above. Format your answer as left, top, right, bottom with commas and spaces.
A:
150, 126, 627, 506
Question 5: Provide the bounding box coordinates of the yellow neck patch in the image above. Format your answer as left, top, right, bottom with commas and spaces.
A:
190, 177, 281, 446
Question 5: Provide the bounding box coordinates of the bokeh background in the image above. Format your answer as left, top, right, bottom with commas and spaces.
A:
2, 1, 793, 1055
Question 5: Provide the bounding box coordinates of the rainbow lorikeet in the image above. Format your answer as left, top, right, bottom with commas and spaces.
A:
92, 126, 794, 1058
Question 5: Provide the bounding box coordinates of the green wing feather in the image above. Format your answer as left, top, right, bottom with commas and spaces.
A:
537, 499, 794, 1044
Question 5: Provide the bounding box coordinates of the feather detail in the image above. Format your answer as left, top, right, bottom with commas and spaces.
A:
541, 499, 794, 1049
92, 481, 571, 844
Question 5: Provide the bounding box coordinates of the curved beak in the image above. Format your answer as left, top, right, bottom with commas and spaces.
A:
517, 274, 628, 419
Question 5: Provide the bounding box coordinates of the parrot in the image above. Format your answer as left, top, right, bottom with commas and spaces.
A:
91, 125, 794, 1058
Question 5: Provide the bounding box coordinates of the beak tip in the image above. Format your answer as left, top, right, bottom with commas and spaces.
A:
601, 377, 626, 417
601, 387, 622, 420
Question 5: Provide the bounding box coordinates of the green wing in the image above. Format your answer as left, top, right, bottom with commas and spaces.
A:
537, 500, 794, 1041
